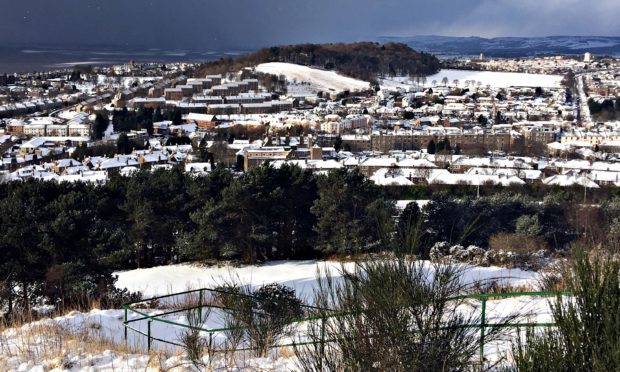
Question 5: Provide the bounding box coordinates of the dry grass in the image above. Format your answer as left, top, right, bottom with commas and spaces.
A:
0, 308, 172, 371
278, 346, 296, 358
489, 233, 549, 255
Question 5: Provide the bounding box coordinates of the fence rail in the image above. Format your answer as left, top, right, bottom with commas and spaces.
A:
122, 288, 573, 363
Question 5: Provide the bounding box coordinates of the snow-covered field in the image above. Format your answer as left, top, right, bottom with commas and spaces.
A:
2, 260, 551, 371
255, 62, 370, 95
115, 260, 538, 299
382, 69, 563, 89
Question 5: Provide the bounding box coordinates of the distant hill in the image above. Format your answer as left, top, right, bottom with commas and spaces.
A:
378, 35, 620, 58
195, 42, 440, 83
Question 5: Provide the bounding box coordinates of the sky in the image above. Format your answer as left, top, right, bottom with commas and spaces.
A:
1, 0, 620, 50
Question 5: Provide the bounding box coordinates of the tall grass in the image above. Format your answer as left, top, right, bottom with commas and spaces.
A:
295, 258, 514, 371
511, 248, 620, 371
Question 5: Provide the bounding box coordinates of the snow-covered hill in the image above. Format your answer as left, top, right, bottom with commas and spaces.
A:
255, 62, 370, 96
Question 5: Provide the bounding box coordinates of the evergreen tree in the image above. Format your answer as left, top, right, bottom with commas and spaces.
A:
534, 86, 543, 97
168, 109, 183, 124
427, 140, 436, 154
0, 183, 52, 313
116, 133, 131, 154
334, 135, 343, 152
153, 107, 164, 123
312, 168, 393, 255
184, 165, 317, 263
41, 190, 119, 309
92, 113, 109, 140
395, 202, 425, 255
442, 137, 452, 153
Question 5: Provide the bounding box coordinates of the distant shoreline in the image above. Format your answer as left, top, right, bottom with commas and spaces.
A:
0, 46, 252, 74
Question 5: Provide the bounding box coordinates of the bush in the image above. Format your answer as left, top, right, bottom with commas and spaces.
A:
295, 258, 515, 371
511, 249, 620, 371
489, 233, 548, 256
253, 284, 304, 324
215, 282, 304, 357
488, 233, 549, 269
99, 287, 142, 309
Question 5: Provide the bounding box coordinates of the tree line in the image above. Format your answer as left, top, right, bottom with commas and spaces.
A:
110, 107, 184, 135
2, 165, 619, 316
196, 42, 441, 84
587, 97, 620, 121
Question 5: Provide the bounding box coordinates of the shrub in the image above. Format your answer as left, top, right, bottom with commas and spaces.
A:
215, 282, 304, 357
179, 306, 210, 366
99, 287, 142, 309
488, 233, 549, 269
489, 233, 548, 256
295, 258, 516, 371
511, 249, 620, 371
253, 284, 304, 324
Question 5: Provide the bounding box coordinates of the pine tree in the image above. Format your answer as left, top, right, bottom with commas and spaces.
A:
334, 135, 343, 152
93, 113, 109, 140
427, 140, 436, 154
312, 168, 392, 255
116, 133, 131, 154
153, 108, 164, 123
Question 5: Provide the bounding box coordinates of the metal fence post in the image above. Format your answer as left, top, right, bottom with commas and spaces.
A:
320, 316, 326, 371
124, 307, 128, 342
199, 289, 204, 324
147, 319, 152, 352
480, 298, 487, 364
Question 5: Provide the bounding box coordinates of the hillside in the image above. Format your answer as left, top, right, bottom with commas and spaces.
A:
379, 35, 620, 57
255, 62, 371, 95
195, 42, 441, 84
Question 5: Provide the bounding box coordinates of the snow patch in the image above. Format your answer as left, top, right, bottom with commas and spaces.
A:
255, 62, 370, 95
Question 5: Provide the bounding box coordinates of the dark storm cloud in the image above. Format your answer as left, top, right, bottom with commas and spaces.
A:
1, 0, 619, 49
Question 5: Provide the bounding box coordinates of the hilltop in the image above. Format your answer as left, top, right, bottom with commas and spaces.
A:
195, 42, 441, 84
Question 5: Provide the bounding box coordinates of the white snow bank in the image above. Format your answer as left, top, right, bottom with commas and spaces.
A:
255, 62, 370, 95
115, 260, 539, 300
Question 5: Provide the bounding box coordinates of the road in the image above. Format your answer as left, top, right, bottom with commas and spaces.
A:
575, 74, 592, 126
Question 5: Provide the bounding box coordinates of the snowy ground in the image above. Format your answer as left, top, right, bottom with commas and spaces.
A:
115, 260, 538, 300
255, 62, 370, 95
382, 69, 563, 89
2, 260, 552, 371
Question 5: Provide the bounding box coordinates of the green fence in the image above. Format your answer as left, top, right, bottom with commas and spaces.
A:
122, 288, 572, 362
122, 287, 328, 353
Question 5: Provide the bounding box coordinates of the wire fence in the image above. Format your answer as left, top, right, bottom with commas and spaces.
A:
122, 287, 572, 363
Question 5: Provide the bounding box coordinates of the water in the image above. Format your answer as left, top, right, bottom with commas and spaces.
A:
0, 46, 252, 74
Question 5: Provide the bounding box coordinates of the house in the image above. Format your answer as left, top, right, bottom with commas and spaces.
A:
429, 172, 525, 187
164, 88, 184, 101
243, 146, 293, 171
186, 113, 217, 129
208, 104, 241, 115
153, 121, 172, 135
131, 97, 166, 110
185, 162, 212, 175
542, 174, 599, 188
